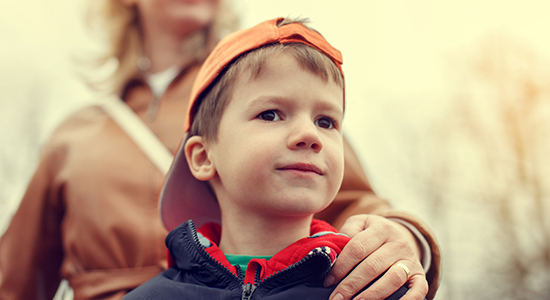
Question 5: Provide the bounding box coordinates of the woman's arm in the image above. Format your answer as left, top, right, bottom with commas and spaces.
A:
0, 143, 66, 300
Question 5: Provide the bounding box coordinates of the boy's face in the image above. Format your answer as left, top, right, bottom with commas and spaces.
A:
206, 51, 345, 219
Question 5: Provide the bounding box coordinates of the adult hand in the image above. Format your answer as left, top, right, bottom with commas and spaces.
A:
324, 214, 429, 300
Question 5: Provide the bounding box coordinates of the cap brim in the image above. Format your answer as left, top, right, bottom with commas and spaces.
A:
159, 133, 220, 231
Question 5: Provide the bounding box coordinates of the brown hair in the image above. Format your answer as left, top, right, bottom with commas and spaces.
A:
85, 0, 239, 94
190, 19, 344, 142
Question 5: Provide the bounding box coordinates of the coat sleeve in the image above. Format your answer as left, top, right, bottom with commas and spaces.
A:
315, 137, 441, 300
0, 142, 66, 300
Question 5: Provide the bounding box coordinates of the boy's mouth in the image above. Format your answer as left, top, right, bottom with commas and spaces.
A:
277, 163, 324, 175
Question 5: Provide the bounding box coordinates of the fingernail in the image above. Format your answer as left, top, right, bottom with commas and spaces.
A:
332, 292, 344, 300
324, 275, 335, 287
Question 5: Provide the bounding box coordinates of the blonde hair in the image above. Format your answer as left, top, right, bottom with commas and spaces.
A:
86, 0, 239, 94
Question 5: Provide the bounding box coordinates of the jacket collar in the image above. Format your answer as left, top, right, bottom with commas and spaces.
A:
166, 219, 350, 285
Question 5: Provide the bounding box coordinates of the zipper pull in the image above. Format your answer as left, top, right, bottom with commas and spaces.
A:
241, 282, 257, 300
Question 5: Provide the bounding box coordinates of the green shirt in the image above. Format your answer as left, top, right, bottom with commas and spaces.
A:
225, 254, 273, 275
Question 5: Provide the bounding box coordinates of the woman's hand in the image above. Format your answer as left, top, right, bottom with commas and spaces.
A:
325, 214, 429, 300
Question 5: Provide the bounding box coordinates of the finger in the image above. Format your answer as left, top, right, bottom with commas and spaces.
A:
349, 261, 426, 300
399, 274, 429, 300
354, 261, 410, 300
328, 246, 396, 299
363, 261, 427, 300
392, 262, 411, 281
338, 214, 369, 238
324, 229, 383, 287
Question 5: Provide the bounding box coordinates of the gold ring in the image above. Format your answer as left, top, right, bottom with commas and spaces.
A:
393, 262, 410, 279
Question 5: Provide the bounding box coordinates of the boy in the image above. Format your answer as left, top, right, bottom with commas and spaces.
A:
123, 17, 409, 299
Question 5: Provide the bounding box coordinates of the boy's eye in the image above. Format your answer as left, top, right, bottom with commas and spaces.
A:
315, 117, 336, 129
258, 110, 281, 121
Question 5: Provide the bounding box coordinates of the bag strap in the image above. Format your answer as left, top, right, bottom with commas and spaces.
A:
99, 95, 173, 175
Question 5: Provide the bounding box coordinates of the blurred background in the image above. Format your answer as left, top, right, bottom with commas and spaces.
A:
1, 0, 549, 299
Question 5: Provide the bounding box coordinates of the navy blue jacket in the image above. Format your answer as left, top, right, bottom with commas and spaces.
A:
123, 220, 408, 299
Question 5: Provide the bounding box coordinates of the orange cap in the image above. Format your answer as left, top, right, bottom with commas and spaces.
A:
160, 17, 345, 231
185, 17, 344, 132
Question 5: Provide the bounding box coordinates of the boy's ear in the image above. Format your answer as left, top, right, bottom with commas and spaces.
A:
184, 136, 216, 181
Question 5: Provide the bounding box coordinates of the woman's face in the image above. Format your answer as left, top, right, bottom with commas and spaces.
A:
128, 0, 220, 37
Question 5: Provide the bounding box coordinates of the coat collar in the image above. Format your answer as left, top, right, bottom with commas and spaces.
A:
166, 219, 350, 285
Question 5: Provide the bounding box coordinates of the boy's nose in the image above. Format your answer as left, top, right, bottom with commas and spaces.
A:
287, 121, 323, 153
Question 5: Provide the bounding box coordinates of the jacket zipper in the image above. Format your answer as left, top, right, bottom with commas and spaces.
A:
189, 222, 262, 299
188, 221, 243, 282
241, 282, 257, 300
241, 263, 263, 300
244, 250, 333, 299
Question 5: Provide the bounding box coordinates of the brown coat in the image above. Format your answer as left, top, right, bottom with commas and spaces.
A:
0, 65, 440, 300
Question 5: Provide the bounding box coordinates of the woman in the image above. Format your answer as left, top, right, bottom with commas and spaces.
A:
0, 1, 440, 299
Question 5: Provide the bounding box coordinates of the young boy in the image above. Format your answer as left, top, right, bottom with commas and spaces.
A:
123, 17, 409, 299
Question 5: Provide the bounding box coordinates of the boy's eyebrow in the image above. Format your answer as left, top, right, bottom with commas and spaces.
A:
247, 95, 344, 116
246, 96, 288, 109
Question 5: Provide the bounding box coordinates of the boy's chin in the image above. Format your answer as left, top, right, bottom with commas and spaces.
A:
264, 202, 332, 219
